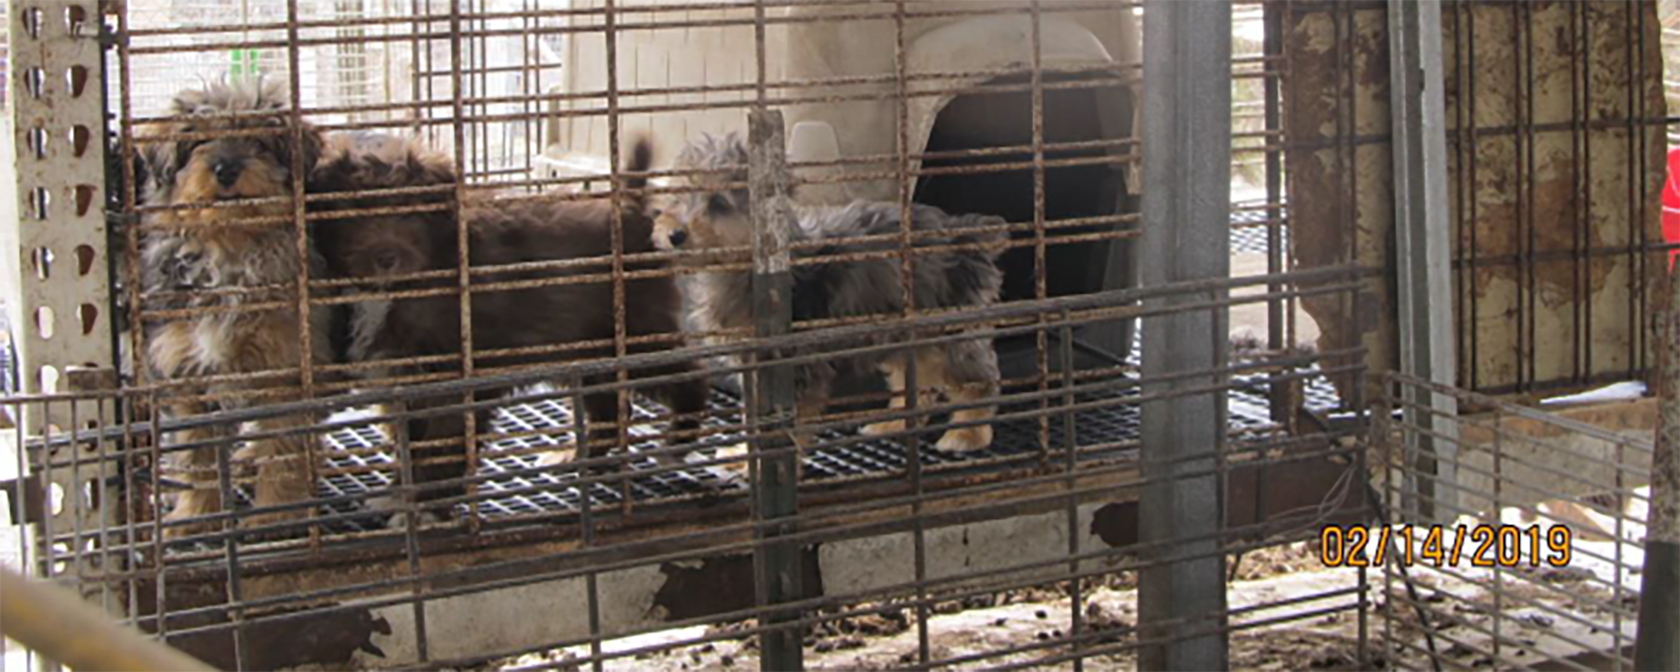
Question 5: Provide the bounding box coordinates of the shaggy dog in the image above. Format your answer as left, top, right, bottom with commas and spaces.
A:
133, 78, 331, 539
310, 135, 709, 522
653, 133, 1005, 455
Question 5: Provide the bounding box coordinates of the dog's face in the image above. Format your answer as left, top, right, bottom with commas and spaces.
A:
652, 190, 753, 252
138, 78, 323, 209
653, 133, 753, 253
318, 215, 438, 283
309, 134, 458, 284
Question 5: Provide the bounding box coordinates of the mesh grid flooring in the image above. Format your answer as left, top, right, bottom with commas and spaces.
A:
309, 339, 1344, 531
0, 205, 1310, 531
1230, 205, 1288, 255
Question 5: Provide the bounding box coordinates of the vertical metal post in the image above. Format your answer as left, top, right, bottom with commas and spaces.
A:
1263, 1, 1285, 353
1635, 272, 1680, 671
1137, 0, 1231, 669
4, 0, 115, 416
746, 109, 803, 672
5, 5, 119, 671
1389, 0, 1459, 524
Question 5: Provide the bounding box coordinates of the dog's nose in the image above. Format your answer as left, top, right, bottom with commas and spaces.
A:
372, 250, 401, 274
666, 229, 688, 248
213, 162, 241, 188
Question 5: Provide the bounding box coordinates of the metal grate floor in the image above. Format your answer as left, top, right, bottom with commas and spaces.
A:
303, 342, 1344, 532
1229, 204, 1289, 256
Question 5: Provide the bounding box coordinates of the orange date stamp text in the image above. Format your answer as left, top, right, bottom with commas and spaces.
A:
1318, 524, 1572, 568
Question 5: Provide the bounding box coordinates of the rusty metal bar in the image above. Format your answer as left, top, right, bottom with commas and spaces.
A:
1389, 0, 1459, 524
0, 566, 215, 672
745, 108, 803, 671
1137, 0, 1232, 668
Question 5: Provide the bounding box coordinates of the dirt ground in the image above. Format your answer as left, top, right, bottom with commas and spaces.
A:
492, 543, 1383, 672
493, 508, 1644, 672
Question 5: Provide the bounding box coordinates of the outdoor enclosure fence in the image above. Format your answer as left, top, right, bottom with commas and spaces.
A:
1, 0, 1669, 670
1376, 372, 1654, 671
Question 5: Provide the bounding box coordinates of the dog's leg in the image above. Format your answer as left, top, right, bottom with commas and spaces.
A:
231, 318, 318, 537
649, 370, 710, 469
376, 392, 483, 528
931, 342, 998, 452
787, 394, 828, 482
860, 355, 938, 438
578, 387, 625, 474
935, 381, 997, 452
243, 409, 319, 537
159, 400, 233, 541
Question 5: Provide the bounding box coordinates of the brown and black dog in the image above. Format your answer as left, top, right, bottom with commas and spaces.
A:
311, 136, 709, 524
134, 78, 331, 539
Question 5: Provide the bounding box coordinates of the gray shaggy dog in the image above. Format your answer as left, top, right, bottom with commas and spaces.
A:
653, 132, 1006, 453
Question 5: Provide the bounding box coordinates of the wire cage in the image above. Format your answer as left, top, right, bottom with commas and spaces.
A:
1375, 373, 1653, 671
0, 0, 1669, 670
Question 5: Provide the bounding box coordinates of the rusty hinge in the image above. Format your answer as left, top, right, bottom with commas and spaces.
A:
1, 477, 46, 526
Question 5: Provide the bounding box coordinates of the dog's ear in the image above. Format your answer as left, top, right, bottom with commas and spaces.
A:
130, 149, 150, 193
297, 124, 325, 175
255, 75, 292, 111
137, 133, 181, 190
408, 145, 456, 188
170, 88, 210, 117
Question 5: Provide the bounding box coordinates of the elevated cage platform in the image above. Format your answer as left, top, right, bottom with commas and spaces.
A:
0, 0, 1669, 670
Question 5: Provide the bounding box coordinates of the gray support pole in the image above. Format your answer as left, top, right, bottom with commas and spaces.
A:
1389, 0, 1459, 524
746, 110, 804, 672
1137, 0, 1231, 669
1635, 274, 1679, 671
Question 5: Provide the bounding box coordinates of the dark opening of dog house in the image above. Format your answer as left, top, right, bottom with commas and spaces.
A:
915, 72, 1135, 376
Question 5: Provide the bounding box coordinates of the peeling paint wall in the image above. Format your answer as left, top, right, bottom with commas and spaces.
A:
1284, 1, 1667, 399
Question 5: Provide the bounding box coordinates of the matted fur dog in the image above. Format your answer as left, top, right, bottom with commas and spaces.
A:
134, 79, 332, 539
653, 133, 1006, 454
310, 134, 709, 522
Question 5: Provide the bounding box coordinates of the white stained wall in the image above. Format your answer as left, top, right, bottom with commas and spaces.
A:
551, 0, 786, 177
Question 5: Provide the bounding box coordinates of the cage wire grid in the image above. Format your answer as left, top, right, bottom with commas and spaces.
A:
25, 0, 1365, 669
96, 1, 1322, 529
1376, 373, 1654, 671
6, 0, 1656, 670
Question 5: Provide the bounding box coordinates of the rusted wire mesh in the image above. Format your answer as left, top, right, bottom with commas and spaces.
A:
1, 0, 1654, 670
1376, 373, 1652, 671
19, 268, 1373, 669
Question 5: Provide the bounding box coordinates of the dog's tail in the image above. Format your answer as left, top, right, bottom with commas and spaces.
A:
621, 136, 655, 215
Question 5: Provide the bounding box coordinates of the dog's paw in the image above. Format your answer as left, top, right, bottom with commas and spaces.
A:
935, 425, 993, 453
384, 509, 452, 532
368, 494, 452, 531
534, 449, 575, 469
860, 419, 908, 437
230, 443, 262, 463
161, 491, 225, 542
711, 443, 752, 477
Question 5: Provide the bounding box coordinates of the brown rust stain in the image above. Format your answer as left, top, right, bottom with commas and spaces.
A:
1283, 1, 1666, 395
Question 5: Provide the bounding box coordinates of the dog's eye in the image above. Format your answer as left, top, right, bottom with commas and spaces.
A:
706, 194, 732, 215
